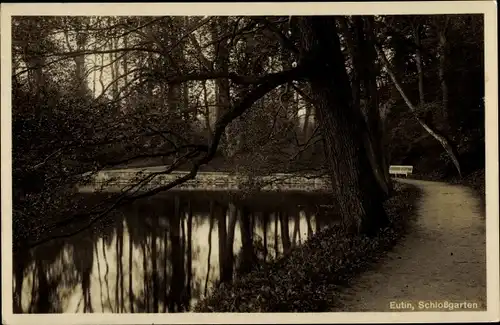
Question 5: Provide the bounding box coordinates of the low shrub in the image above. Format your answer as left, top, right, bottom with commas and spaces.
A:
457, 168, 485, 200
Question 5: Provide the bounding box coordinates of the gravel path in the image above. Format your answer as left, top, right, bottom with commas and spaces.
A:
330, 179, 486, 312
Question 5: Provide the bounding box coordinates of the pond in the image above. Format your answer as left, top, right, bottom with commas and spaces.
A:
13, 190, 339, 313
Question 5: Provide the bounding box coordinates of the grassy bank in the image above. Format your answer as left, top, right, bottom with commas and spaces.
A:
195, 182, 422, 312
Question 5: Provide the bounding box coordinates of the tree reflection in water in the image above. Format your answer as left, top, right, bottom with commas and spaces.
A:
13, 191, 337, 313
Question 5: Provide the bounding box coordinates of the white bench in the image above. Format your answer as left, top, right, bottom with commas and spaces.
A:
389, 165, 413, 178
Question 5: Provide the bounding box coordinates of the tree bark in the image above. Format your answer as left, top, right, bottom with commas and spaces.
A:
338, 16, 391, 197
298, 16, 389, 236
362, 16, 392, 192
338, 17, 361, 110
342, 16, 391, 197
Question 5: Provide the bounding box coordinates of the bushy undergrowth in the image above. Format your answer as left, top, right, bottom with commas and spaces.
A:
413, 167, 485, 202
453, 168, 485, 199
195, 183, 422, 312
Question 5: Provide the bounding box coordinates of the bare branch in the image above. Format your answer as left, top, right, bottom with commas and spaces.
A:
99, 144, 209, 168
26, 147, 202, 249
251, 17, 300, 56
24, 64, 306, 250
13, 44, 162, 78
54, 46, 165, 59
189, 33, 212, 70
95, 67, 142, 101
291, 83, 315, 105
152, 70, 289, 85
30, 148, 64, 170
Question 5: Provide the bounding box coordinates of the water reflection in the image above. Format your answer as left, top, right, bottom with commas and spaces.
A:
13, 191, 338, 313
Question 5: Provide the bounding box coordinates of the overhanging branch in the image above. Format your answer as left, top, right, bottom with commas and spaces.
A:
150, 70, 289, 85
24, 65, 306, 250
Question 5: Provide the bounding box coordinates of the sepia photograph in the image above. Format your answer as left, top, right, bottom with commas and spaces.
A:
1, 2, 498, 324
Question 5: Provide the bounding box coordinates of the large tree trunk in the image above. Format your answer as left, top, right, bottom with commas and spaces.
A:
298, 16, 389, 236
362, 16, 392, 192
342, 16, 392, 197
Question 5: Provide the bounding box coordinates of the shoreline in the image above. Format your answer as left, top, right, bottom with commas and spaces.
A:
195, 182, 422, 312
